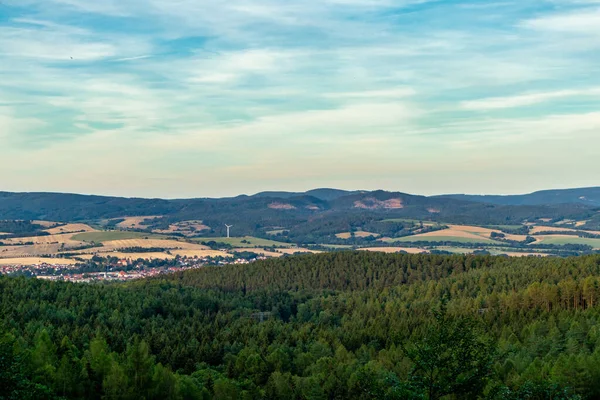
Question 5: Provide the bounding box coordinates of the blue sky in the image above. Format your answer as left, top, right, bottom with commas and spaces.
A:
1, 0, 599, 198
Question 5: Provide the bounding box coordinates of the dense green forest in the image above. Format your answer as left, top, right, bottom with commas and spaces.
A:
3, 253, 600, 399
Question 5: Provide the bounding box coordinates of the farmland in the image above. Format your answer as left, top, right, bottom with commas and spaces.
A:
335, 231, 379, 239
192, 236, 293, 248
72, 231, 168, 242
534, 236, 600, 248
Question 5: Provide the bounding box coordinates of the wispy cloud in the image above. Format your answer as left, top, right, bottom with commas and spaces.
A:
461, 88, 600, 110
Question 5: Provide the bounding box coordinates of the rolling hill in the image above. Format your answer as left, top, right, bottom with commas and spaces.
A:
438, 187, 600, 206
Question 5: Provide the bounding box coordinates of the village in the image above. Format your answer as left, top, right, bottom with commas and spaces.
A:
0, 254, 266, 283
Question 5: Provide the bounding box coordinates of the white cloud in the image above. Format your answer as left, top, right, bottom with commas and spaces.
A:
522, 8, 600, 34
461, 88, 600, 110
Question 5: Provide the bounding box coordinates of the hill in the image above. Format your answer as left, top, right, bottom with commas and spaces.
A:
1, 252, 597, 399
439, 187, 600, 206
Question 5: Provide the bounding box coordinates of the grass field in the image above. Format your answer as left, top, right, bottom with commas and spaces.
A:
72, 231, 167, 242
192, 236, 292, 248
534, 236, 600, 248
396, 235, 503, 244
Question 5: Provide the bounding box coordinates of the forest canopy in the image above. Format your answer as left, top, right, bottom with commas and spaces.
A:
1, 252, 599, 399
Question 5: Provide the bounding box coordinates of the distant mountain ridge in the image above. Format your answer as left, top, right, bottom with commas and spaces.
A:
438, 187, 600, 206
0, 187, 598, 232
252, 188, 362, 201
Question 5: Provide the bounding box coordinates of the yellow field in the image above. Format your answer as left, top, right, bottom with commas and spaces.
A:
1, 233, 84, 247
44, 223, 96, 235
530, 226, 600, 235
233, 248, 283, 257
275, 248, 321, 255
335, 231, 379, 239
75, 239, 209, 253
116, 216, 161, 229
359, 247, 426, 254
0, 244, 64, 258
153, 220, 210, 236
0, 257, 78, 265
403, 225, 528, 242
168, 249, 232, 258
78, 249, 232, 260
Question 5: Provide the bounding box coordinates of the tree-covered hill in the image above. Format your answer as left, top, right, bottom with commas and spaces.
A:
0, 189, 597, 237
439, 187, 600, 207
2, 252, 600, 398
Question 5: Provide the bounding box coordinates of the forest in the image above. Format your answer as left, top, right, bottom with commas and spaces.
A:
2, 252, 600, 399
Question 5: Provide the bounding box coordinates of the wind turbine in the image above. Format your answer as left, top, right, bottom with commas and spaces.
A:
225, 224, 233, 238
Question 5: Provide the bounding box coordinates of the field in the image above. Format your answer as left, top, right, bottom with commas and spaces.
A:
529, 225, 600, 235
72, 231, 168, 242
358, 247, 426, 254
153, 220, 210, 236
192, 236, 293, 248
533, 235, 600, 248
392, 224, 525, 244
335, 231, 379, 239
77, 249, 232, 260
396, 236, 500, 244
44, 223, 96, 235
0, 257, 78, 265
115, 216, 161, 229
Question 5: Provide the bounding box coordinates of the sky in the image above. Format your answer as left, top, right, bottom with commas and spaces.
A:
1, 0, 599, 198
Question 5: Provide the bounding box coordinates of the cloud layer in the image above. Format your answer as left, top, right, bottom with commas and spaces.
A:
1, 0, 599, 197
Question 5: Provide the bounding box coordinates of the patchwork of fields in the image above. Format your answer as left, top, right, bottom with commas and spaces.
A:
2, 216, 600, 266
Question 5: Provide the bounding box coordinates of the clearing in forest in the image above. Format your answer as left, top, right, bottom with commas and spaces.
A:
116, 216, 162, 229
358, 247, 426, 254
336, 231, 380, 239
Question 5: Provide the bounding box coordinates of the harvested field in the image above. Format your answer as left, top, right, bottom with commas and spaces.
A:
233, 248, 283, 257
397, 235, 502, 244
397, 225, 526, 243
192, 236, 292, 248
78, 249, 231, 260
169, 249, 231, 258
105, 239, 206, 250
336, 231, 379, 239
359, 247, 426, 254
1, 233, 84, 247
72, 231, 167, 242
153, 220, 210, 236
0, 257, 78, 265
45, 223, 96, 235
116, 216, 161, 229
275, 248, 321, 255
0, 244, 65, 258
